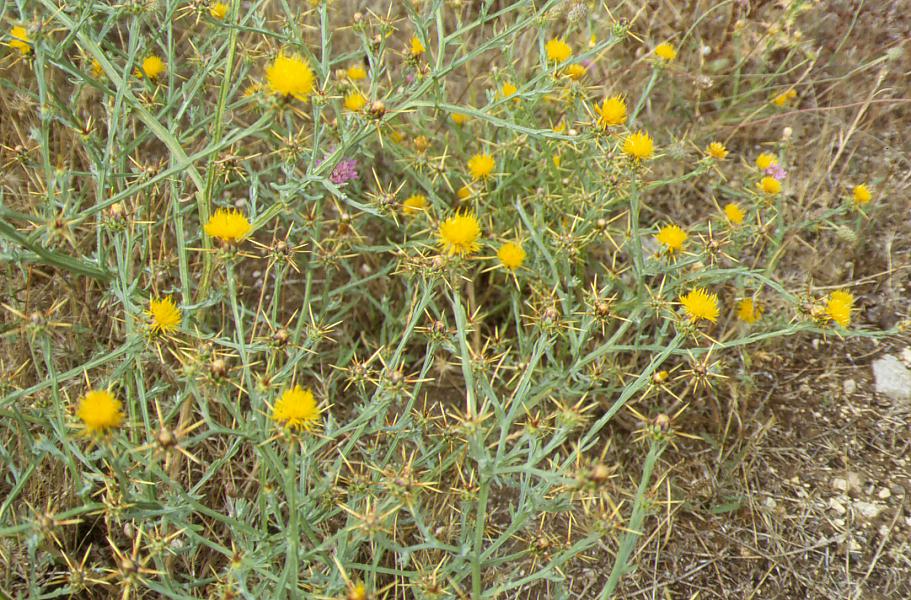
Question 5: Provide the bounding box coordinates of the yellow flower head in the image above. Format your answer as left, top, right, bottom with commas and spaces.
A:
758, 176, 781, 195
497, 242, 526, 271
77, 389, 124, 435
755, 152, 777, 170
467, 153, 495, 181
723, 202, 745, 225
499, 82, 518, 100
347, 65, 367, 80
402, 194, 428, 215
622, 130, 655, 161
136, 55, 166, 80
564, 64, 587, 80
450, 112, 468, 125
344, 90, 367, 112
736, 298, 762, 323
680, 288, 720, 323
410, 35, 425, 57
852, 184, 872, 206
438, 212, 481, 257
209, 2, 228, 19
204, 208, 251, 243
7, 26, 31, 55
457, 184, 473, 201
91, 58, 104, 78
148, 297, 181, 334
825, 290, 853, 328
545, 38, 572, 62
271, 385, 321, 431
656, 224, 687, 254
595, 95, 627, 128
706, 142, 728, 160
654, 42, 677, 61
772, 89, 797, 106
266, 52, 315, 101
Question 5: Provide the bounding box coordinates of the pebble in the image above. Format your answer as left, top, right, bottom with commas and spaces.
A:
877, 487, 891, 499
829, 497, 847, 515
854, 501, 883, 519
833, 477, 847, 492
843, 379, 857, 395
872, 354, 911, 402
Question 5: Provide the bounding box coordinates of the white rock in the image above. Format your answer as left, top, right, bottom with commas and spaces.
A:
900, 347, 911, 367
843, 379, 857, 395
854, 501, 883, 519
829, 497, 847, 515
833, 477, 848, 492
878, 487, 891, 499
872, 355, 911, 402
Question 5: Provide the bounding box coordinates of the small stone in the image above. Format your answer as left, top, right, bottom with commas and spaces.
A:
843, 379, 857, 395
834, 518, 846, 528
833, 477, 848, 492
900, 347, 911, 367
877, 487, 891, 499
872, 354, 911, 402
854, 501, 883, 519
829, 497, 847, 515
763, 497, 777, 509
846, 471, 864, 493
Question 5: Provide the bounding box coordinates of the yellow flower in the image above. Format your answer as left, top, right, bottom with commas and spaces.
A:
852, 184, 872, 206
545, 38, 572, 62
552, 154, 561, 168
825, 290, 853, 328
457, 185, 473, 201
736, 298, 762, 323
758, 176, 781, 195
209, 2, 228, 19
564, 64, 587, 80
7, 26, 31, 55
136, 55, 166, 80
147, 297, 181, 334
347, 65, 367, 80
594, 95, 627, 128
77, 389, 124, 435
91, 58, 104, 78
656, 224, 687, 254
410, 35, 425, 57
438, 212, 481, 257
706, 142, 728, 160
654, 42, 677, 61
451, 112, 468, 125
622, 130, 655, 161
344, 90, 367, 112
772, 89, 797, 106
467, 153, 495, 181
755, 152, 777, 170
497, 242, 526, 270
204, 208, 251, 243
266, 52, 315, 101
402, 194, 428, 215
679, 288, 720, 323
271, 385, 321, 431
499, 82, 518, 100
723, 202, 745, 225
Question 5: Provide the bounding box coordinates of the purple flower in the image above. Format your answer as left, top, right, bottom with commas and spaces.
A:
330, 158, 359, 185
764, 164, 787, 181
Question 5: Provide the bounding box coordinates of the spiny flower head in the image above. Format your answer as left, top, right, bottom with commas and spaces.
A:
595, 95, 626, 128
410, 36, 425, 57
77, 389, 123, 435
497, 242, 526, 270
271, 385, 321, 431
852, 184, 872, 206
564, 63, 587, 80
266, 52, 315, 101
148, 297, 181, 334
622, 130, 655, 161
136, 55, 166, 80
7, 26, 31, 55
346, 65, 367, 80
438, 212, 481, 257
467, 153, 495, 180
500, 82, 518, 99
723, 202, 745, 225
825, 290, 853, 328
545, 38, 572, 62
736, 298, 762, 323
450, 112, 468, 125
755, 152, 778, 170
706, 142, 728, 160
679, 288, 720, 323
772, 89, 797, 106
402, 194, 428, 215
758, 176, 781, 195
204, 208, 251, 243
656, 224, 687, 254
209, 2, 228, 19
654, 42, 677, 61
344, 90, 367, 112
